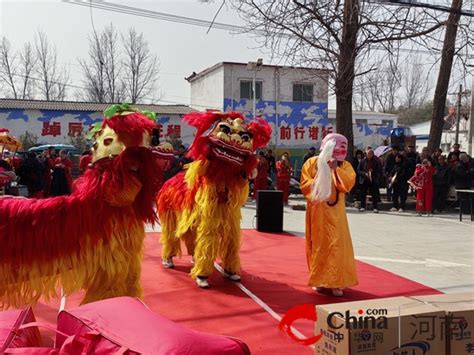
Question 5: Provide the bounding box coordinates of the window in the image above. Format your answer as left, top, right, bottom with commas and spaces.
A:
240, 80, 262, 100
381, 120, 393, 126
293, 84, 313, 102
356, 119, 368, 125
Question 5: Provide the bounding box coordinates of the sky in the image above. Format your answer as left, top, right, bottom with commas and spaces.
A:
0, 0, 472, 110
0, 0, 279, 108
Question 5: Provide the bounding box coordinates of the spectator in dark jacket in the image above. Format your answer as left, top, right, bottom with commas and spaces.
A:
17, 152, 45, 198
447, 144, 461, 168
358, 149, 382, 213
350, 150, 364, 202
303, 147, 316, 165
389, 154, 410, 212
384, 146, 399, 202
433, 155, 452, 213
454, 153, 474, 214
454, 153, 473, 189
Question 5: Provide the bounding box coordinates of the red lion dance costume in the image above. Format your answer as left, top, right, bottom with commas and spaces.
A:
157, 111, 272, 288
0, 105, 173, 308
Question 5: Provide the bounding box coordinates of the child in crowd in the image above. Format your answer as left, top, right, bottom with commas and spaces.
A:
408, 159, 435, 216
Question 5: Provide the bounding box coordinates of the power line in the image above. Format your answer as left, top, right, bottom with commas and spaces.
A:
374, 0, 474, 17
62, 0, 245, 32
62, 0, 445, 56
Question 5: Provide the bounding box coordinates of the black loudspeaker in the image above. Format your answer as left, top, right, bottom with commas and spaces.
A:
256, 190, 283, 233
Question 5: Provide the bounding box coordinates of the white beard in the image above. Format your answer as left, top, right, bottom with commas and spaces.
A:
310, 139, 336, 203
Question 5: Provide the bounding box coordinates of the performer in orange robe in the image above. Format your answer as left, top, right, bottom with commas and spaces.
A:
300, 133, 357, 297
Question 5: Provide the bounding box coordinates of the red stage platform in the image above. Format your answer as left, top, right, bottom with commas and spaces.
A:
33, 230, 441, 355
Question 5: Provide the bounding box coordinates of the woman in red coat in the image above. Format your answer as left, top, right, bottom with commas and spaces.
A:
253, 151, 269, 200
408, 159, 435, 216
276, 152, 292, 205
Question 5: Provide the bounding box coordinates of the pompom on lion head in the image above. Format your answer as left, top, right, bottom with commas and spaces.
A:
184, 111, 272, 172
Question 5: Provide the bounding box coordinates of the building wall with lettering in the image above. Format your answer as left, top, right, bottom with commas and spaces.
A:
189, 62, 397, 149
0, 108, 194, 147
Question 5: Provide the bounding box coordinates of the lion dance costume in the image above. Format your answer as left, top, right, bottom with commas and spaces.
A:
0, 105, 173, 309
157, 111, 271, 288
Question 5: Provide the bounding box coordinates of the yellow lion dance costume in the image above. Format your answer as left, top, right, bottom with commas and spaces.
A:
0, 104, 173, 308
156, 111, 272, 288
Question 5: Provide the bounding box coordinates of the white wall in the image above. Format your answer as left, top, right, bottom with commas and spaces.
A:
190, 65, 224, 111
223, 64, 328, 103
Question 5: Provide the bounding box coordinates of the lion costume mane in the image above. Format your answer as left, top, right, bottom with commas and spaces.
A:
157, 111, 271, 287
0, 108, 173, 308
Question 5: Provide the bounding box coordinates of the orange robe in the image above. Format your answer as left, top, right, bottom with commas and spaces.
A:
300, 157, 358, 288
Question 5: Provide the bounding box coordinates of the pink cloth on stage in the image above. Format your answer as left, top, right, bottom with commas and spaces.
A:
56, 296, 250, 354
0, 308, 42, 352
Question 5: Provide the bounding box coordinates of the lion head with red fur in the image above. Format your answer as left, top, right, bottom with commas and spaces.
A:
184, 111, 272, 175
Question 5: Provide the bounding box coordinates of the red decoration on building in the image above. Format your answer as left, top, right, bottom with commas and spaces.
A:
156, 124, 163, 138
294, 126, 305, 140
308, 126, 319, 141
68, 122, 83, 137
42, 122, 61, 137
280, 126, 291, 140
322, 126, 333, 138
166, 124, 181, 138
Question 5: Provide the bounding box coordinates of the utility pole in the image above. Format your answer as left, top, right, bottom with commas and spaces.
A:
247, 58, 263, 119
455, 84, 462, 145
468, 80, 474, 155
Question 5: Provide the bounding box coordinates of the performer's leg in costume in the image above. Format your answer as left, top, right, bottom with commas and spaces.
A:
191, 229, 219, 280
220, 218, 241, 276
160, 212, 181, 265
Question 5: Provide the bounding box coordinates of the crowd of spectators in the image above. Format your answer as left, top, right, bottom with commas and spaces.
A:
351, 143, 474, 215
0, 146, 73, 198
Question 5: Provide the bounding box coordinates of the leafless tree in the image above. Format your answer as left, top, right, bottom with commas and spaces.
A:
401, 55, 430, 109
18, 42, 36, 99
0, 36, 19, 99
232, 0, 445, 158
35, 30, 69, 101
122, 27, 159, 104
427, 0, 469, 154
79, 24, 123, 103
353, 55, 402, 113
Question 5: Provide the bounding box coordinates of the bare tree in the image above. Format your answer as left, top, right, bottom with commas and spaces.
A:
401, 55, 429, 109
0, 36, 19, 99
353, 56, 402, 113
427, 0, 465, 154
233, 1, 445, 158
122, 27, 159, 104
18, 42, 36, 99
79, 24, 123, 103
35, 30, 69, 101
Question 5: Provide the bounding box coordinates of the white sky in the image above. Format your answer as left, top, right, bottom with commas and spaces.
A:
0, 0, 281, 107
0, 0, 472, 110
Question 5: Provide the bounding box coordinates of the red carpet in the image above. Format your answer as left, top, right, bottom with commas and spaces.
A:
31, 230, 441, 355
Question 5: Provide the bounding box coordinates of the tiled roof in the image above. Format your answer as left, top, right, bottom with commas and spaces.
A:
0, 99, 195, 115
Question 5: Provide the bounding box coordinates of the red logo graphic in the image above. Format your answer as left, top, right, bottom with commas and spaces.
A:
278, 304, 323, 346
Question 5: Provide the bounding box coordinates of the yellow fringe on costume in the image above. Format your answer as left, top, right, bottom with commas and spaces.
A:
159, 160, 249, 279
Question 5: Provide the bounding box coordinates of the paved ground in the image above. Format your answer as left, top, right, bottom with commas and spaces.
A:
243, 195, 474, 294
150, 194, 473, 295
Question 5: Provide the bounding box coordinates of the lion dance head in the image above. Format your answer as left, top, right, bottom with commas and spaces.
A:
184, 111, 272, 176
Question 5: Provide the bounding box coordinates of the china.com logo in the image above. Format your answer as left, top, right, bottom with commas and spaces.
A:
279, 304, 388, 346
